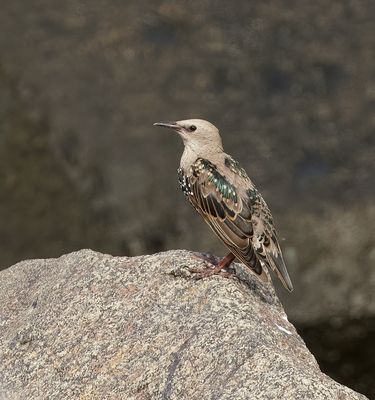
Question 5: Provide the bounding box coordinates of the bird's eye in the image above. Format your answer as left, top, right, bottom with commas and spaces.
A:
189, 125, 197, 132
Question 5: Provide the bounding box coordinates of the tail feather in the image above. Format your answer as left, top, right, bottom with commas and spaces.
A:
268, 252, 293, 292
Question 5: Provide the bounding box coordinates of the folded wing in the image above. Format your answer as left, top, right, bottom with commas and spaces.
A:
185, 157, 293, 291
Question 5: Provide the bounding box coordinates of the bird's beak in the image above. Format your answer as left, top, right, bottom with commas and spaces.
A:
153, 121, 181, 131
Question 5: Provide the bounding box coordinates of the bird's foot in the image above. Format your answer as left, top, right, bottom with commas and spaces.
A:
189, 252, 236, 280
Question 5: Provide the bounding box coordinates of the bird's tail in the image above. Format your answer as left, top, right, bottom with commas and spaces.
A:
268, 252, 293, 292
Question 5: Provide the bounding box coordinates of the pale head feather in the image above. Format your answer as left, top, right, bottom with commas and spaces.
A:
175, 119, 223, 155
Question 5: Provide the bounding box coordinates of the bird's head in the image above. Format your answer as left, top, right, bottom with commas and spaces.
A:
154, 119, 223, 154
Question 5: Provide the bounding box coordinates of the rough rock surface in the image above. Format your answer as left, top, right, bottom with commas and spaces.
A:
0, 250, 367, 400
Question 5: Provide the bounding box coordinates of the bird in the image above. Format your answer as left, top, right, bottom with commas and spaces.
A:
154, 119, 293, 292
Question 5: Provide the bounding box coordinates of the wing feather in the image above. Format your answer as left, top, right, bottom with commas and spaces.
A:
247, 188, 294, 291
183, 157, 293, 291
188, 159, 266, 280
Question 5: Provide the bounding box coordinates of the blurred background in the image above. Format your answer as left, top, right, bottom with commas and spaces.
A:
0, 0, 374, 397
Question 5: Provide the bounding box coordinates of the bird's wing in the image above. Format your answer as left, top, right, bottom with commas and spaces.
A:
247, 187, 293, 291
187, 157, 293, 291
187, 158, 268, 281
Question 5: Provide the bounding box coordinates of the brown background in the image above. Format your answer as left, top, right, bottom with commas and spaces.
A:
0, 1, 374, 397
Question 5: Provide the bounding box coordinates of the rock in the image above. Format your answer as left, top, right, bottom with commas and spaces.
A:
0, 250, 367, 399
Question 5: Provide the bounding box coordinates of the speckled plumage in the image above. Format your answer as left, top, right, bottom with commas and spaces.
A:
154, 119, 293, 291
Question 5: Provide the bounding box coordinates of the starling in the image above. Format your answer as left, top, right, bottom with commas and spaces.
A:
154, 119, 293, 291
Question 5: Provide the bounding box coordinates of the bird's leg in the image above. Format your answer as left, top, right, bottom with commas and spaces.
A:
217, 252, 236, 269
190, 252, 236, 279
